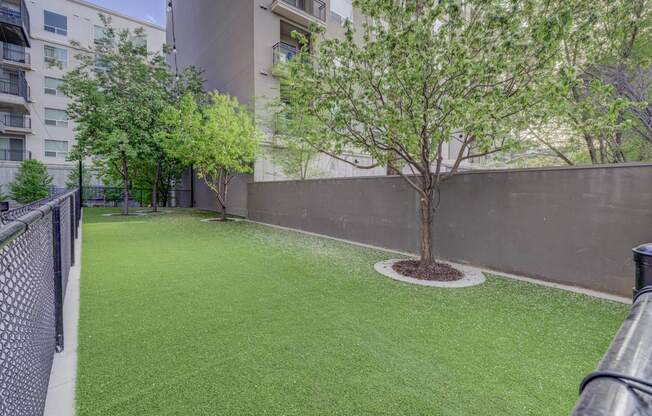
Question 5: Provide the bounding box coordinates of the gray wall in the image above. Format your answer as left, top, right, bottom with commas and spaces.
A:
181, 170, 252, 218
247, 164, 652, 297
169, 0, 255, 105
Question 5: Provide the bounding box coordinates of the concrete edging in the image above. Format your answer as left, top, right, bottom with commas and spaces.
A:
44, 212, 82, 416
374, 259, 486, 288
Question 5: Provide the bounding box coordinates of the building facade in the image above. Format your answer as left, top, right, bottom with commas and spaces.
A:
0, 0, 165, 188
168, 0, 477, 182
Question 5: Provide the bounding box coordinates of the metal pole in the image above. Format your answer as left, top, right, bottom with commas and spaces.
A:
190, 166, 195, 208
69, 196, 75, 266
78, 160, 83, 208
52, 205, 64, 353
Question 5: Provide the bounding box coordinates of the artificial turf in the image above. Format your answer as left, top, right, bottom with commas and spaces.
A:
76, 208, 628, 415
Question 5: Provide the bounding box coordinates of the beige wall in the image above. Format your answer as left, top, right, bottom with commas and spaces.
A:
0, 0, 166, 187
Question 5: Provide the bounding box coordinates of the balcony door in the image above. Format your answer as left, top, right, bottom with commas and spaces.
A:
0, 136, 24, 161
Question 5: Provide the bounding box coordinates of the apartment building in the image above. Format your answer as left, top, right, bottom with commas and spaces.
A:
0, 0, 165, 188
169, 0, 477, 182
167, 0, 385, 182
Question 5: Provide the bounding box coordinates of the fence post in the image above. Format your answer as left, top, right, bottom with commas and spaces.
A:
70, 196, 75, 266
52, 204, 64, 353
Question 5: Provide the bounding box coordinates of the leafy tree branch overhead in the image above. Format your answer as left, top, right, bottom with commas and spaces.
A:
282, 0, 575, 269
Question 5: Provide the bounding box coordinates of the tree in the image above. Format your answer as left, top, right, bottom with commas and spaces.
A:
269, 100, 323, 180
10, 160, 53, 204
62, 16, 170, 215
163, 92, 261, 219
540, 0, 652, 164
283, 0, 571, 270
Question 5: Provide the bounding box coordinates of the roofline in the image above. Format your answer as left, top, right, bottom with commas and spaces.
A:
67, 0, 166, 31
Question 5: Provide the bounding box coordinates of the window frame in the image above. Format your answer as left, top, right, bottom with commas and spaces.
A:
44, 108, 69, 128
44, 76, 64, 96
43, 10, 68, 36
44, 139, 69, 159
44, 44, 68, 68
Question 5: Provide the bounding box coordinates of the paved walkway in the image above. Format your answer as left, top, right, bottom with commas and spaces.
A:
44, 218, 82, 416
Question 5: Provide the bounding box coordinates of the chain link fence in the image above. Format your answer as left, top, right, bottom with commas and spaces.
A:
0, 189, 80, 416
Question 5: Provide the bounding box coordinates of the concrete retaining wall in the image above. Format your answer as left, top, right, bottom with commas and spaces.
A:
247, 163, 652, 297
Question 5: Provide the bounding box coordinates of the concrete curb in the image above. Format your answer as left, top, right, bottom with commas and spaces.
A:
44, 212, 82, 416
374, 259, 486, 288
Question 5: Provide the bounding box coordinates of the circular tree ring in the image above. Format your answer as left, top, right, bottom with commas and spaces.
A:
374, 259, 485, 288
200, 217, 244, 223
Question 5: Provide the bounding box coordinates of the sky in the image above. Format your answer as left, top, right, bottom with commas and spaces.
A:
85, 0, 166, 27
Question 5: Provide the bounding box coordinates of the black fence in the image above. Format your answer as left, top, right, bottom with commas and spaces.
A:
80, 186, 192, 209
572, 245, 652, 414
0, 189, 80, 416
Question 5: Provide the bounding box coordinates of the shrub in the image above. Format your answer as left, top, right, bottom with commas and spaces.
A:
10, 160, 53, 204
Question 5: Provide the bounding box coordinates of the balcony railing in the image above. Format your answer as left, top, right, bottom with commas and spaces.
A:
273, 42, 299, 65
0, 148, 29, 161
280, 0, 326, 22
0, 75, 29, 100
1, 42, 28, 64
0, 112, 29, 129
0, 0, 30, 46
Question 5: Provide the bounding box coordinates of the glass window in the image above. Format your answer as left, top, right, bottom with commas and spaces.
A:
94, 25, 114, 45
44, 11, 68, 36
44, 108, 68, 128
130, 34, 147, 50
44, 45, 68, 68
44, 77, 64, 95
331, 0, 353, 24
45, 139, 68, 159
94, 55, 111, 74
0, 137, 25, 161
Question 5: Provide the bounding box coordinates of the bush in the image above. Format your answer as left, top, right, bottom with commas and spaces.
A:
10, 160, 53, 204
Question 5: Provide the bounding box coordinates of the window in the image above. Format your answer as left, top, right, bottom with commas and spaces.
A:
94, 55, 110, 74
44, 77, 64, 95
44, 45, 67, 68
94, 25, 113, 45
331, 0, 353, 25
45, 139, 68, 159
44, 108, 68, 127
44, 11, 68, 36
130, 34, 147, 50
0, 137, 25, 161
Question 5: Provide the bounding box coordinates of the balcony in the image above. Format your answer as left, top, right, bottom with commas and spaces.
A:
271, 0, 326, 28
0, 42, 29, 67
0, 73, 29, 108
273, 42, 299, 66
0, 112, 30, 133
0, 148, 29, 161
0, 0, 30, 47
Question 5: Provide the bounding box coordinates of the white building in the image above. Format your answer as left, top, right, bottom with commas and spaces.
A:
0, 0, 165, 188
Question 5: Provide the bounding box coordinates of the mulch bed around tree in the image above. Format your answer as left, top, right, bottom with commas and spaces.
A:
392, 260, 464, 282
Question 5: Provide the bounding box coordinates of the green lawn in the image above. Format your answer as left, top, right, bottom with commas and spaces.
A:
77, 208, 628, 416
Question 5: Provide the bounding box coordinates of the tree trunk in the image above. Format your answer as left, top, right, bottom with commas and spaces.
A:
152, 160, 161, 212
218, 173, 227, 220
418, 190, 434, 268
122, 158, 129, 216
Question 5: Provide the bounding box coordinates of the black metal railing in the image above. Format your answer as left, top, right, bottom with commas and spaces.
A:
80, 186, 193, 209
0, 148, 29, 161
572, 245, 652, 414
0, 0, 29, 37
273, 41, 299, 65
280, 0, 326, 21
1, 42, 28, 64
0, 74, 29, 100
0, 112, 30, 128
0, 189, 80, 416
